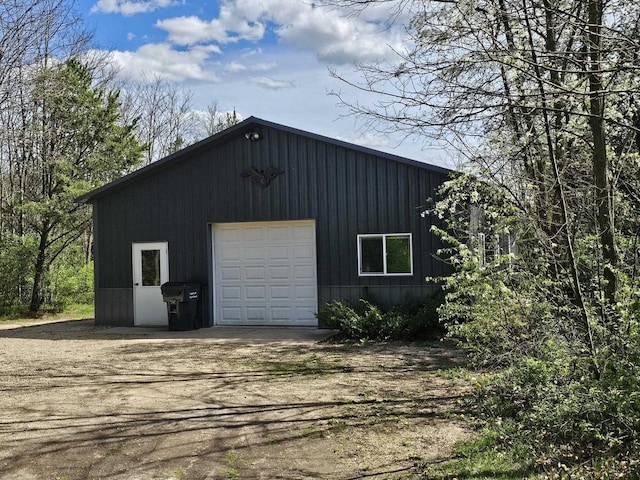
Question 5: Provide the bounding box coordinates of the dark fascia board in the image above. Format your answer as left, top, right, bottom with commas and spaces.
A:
76, 116, 452, 204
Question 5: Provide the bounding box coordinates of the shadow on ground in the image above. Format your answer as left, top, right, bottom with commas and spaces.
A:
0, 318, 470, 479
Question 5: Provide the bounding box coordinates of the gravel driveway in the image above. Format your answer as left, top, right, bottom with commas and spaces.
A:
0, 320, 468, 480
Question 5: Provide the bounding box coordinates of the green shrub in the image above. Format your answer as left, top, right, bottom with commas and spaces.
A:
0, 235, 94, 315
390, 291, 446, 339
317, 293, 445, 341
50, 261, 94, 307
0, 234, 37, 314
317, 299, 386, 340
470, 355, 640, 472
429, 174, 640, 475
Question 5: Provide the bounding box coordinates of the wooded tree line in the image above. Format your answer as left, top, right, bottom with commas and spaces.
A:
332, 0, 640, 475
0, 0, 238, 315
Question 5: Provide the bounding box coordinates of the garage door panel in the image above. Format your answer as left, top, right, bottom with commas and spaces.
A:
268, 226, 289, 241
222, 307, 242, 321
271, 307, 292, 321
220, 246, 241, 261
295, 306, 317, 323
243, 226, 264, 242
294, 265, 315, 281
268, 265, 290, 280
221, 286, 241, 300
244, 247, 265, 260
292, 224, 314, 240
245, 266, 266, 281
270, 286, 292, 299
295, 285, 317, 299
219, 228, 242, 242
220, 267, 241, 281
246, 307, 267, 320
268, 246, 290, 260
293, 245, 314, 259
214, 221, 317, 326
245, 286, 266, 299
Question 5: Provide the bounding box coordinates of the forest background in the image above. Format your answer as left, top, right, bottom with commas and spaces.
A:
0, 0, 239, 316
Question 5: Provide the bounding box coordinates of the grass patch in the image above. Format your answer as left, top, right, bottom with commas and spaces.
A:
226, 451, 240, 480
0, 303, 93, 323
418, 432, 541, 480
172, 469, 186, 480
103, 441, 126, 457
327, 418, 348, 432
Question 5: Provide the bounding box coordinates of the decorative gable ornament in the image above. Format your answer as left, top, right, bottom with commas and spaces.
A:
241, 166, 285, 187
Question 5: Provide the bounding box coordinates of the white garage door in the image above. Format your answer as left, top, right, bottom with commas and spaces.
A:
213, 220, 318, 326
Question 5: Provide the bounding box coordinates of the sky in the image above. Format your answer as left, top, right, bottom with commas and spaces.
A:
80, 0, 454, 169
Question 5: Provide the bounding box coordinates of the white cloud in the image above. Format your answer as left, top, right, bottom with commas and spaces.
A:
91, 0, 175, 16
250, 62, 276, 71
127, 32, 136, 41
224, 61, 247, 73
157, 12, 265, 45
155, 0, 406, 64
225, 61, 275, 73
250, 76, 295, 90
274, 8, 402, 64
241, 48, 263, 57
96, 43, 221, 82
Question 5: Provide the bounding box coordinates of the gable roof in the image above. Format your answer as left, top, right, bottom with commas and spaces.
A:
77, 116, 451, 204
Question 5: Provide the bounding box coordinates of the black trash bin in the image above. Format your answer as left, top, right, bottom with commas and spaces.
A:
160, 282, 201, 331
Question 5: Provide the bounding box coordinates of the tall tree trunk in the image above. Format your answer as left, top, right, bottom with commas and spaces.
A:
29, 225, 49, 312
588, 0, 618, 303
521, 0, 598, 370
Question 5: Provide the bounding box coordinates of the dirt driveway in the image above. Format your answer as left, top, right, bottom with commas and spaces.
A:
0, 320, 469, 480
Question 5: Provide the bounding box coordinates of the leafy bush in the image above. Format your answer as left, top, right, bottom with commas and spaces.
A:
0, 234, 37, 315
0, 234, 94, 315
50, 261, 94, 307
317, 293, 445, 341
317, 300, 391, 341
471, 354, 640, 473
431, 174, 640, 475
389, 291, 446, 339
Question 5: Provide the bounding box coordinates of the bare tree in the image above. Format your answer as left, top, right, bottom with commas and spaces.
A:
1, 0, 90, 239
119, 76, 198, 164
196, 101, 241, 137
0, 1, 135, 312
329, 0, 640, 308
329, 1, 640, 467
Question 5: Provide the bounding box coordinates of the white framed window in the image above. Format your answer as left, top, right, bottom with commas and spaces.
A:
357, 233, 413, 276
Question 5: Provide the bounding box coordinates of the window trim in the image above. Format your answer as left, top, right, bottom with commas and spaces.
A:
357, 233, 413, 277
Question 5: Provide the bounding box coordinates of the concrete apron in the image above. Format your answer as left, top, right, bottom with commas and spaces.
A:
110, 325, 339, 343
0, 319, 338, 344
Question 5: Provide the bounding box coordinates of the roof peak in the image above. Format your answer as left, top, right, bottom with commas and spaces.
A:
77, 116, 450, 204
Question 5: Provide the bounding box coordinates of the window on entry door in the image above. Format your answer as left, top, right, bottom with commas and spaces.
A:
141, 249, 161, 286
357, 233, 413, 276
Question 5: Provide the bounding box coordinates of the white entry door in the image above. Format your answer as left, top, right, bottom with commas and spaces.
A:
132, 242, 169, 326
213, 221, 318, 326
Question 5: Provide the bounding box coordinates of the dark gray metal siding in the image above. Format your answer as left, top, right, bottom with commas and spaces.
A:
93, 124, 450, 326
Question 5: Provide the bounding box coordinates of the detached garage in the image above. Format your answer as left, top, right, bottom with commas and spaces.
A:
77, 117, 451, 328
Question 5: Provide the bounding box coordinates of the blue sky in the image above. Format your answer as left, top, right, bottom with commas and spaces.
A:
80, 0, 453, 168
